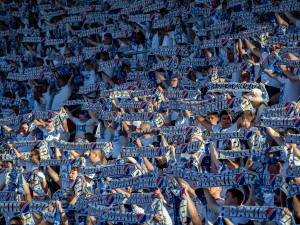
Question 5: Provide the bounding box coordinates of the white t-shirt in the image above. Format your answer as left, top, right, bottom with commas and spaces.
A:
198, 199, 225, 225
260, 53, 281, 88
33, 97, 47, 112
139, 136, 154, 147
278, 75, 300, 103
51, 85, 72, 110
82, 70, 97, 86
134, 44, 147, 60
43, 128, 61, 145
253, 104, 267, 126
96, 127, 113, 142
162, 31, 175, 46
151, 33, 160, 49
112, 133, 128, 158
72, 118, 95, 139
43, 88, 52, 111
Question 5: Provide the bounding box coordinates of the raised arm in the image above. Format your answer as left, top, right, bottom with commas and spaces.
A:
279, 65, 300, 81
46, 166, 62, 187
274, 12, 289, 26
203, 188, 220, 215
263, 69, 279, 81
25, 44, 38, 58
102, 71, 115, 88
238, 39, 250, 61
64, 107, 74, 121
33, 119, 45, 131
68, 73, 74, 87
2, 125, 16, 137
243, 38, 264, 60
155, 71, 169, 89
266, 127, 283, 146
195, 115, 213, 132
284, 12, 298, 25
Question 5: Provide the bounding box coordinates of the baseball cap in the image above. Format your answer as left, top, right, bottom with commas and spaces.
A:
267, 156, 283, 164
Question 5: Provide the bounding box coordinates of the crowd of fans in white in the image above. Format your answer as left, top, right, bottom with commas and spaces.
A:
0, 0, 300, 224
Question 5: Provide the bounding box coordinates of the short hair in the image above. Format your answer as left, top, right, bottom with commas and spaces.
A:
227, 188, 245, 205
84, 132, 95, 142
35, 57, 43, 63
219, 110, 230, 119
31, 147, 41, 161
104, 33, 112, 39
21, 122, 29, 126
10, 217, 24, 225
241, 110, 256, 123
241, 70, 251, 75
208, 112, 219, 117
71, 167, 79, 173
58, 75, 69, 83
84, 59, 92, 65
35, 86, 43, 94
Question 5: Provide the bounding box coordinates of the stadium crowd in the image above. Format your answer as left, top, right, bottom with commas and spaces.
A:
0, 0, 300, 224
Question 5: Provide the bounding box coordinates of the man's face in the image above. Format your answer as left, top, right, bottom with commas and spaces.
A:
69, 170, 78, 182
45, 119, 53, 130
267, 162, 282, 175
227, 50, 234, 63
85, 63, 93, 71
240, 71, 251, 83
101, 53, 110, 61
40, 48, 47, 57
6, 161, 13, 169
12, 105, 19, 115
273, 189, 281, 206
251, 54, 260, 63
78, 114, 85, 121
35, 59, 43, 67
202, 68, 209, 76
220, 114, 232, 129
66, 190, 76, 204
225, 192, 236, 206
22, 61, 28, 69
211, 0, 219, 8
103, 35, 112, 45
171, 78, 178, 88
89, 150, 98, 163
207, 114, 219, 125
29, 151, 39, 164
9, 219, 22, 225
57, 78, 66, 88
64, 50, 73, 58
20, 124, 29, 134
208, 187, 221, 196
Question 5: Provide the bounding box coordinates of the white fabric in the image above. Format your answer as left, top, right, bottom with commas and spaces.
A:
51, 85, 72, 110
260, 53, 281, 88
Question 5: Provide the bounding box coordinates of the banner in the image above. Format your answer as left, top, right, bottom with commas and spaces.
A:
53, 140, 111, 152
121, 146, 171, 157
285, 134, 300, 144
220, 206, 295, 225
79, 164, 141, 178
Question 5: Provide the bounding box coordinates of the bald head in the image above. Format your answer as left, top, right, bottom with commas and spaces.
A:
89, 149, 101, 163
140, 123, 151, 131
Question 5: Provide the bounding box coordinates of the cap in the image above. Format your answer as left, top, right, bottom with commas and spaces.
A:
267, 156, 283, 164
132, 121, 141, 129
247, 88, 264, 102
